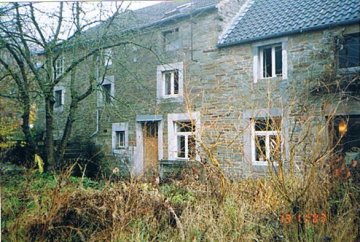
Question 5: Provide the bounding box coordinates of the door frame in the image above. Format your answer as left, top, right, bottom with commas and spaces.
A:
134, 115, 163, 175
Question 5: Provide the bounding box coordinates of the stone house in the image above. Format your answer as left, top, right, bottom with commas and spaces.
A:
50, 0, 360, 177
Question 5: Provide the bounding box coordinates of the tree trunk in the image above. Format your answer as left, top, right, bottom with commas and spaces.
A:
57, 102, 77, 164
21, 98, 39, 154
45, 96, 55, 168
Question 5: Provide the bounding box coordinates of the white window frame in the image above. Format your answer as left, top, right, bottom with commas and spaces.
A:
97, 76, 115, 107
112, 122, 129, 153
157, 62, 184, 102
55, 57, 64, 78
104, 49, 112, 67
168, 112, 200, 161
54, 86, 65, 112
251, 118, 282, 166
253, 38, 288, 83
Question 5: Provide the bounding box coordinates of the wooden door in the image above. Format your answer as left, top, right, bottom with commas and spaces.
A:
143, 122, 158, 172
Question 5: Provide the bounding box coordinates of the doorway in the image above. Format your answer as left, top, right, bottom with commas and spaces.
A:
143, 121, 159, 172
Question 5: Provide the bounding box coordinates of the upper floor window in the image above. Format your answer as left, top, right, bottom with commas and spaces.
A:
252, 117, 282, 165
53, 86, 65, 112
163, 70, 179, 96
338, 33, 360, 69
260, 45, 282, 78
253, 39, 287, 83
157, 62, 183, 102
97, 76, 115, 106
55, 57, 64, 78
163, 28, 180, 51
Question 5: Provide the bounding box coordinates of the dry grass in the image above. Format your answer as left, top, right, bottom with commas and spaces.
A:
1, 163, 359, 242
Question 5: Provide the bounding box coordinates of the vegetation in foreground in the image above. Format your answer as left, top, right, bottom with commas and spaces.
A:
1, 162, 359, 242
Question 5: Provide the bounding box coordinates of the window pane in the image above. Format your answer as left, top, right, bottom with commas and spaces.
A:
269, 135, 281, 161
275, 46, 282, 76
54, 90, 62, 107
255, 135, 266, 161
255, 118, 281, 131
176, 121, 195, 132
174, 70, 179, 94
116, 131, 125, 148
102, 84, 111, 103
188, 135, 196, 159
177, 135, 185, 158
164, 72, 171, 95
263, 47, 272, 77
339, 33, 360, 68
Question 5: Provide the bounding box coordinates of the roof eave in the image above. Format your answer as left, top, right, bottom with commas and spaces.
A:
217, 19, 360, 48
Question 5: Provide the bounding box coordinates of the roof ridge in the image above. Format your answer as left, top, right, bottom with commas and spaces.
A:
218, 0, 255, 45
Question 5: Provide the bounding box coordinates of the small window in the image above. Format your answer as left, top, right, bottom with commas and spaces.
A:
55, 57, 64, 78
54, 90, 63, 108
104, 49, 112, 66
157, 62, 183, 101
260, 44, 282, 78
175, 121, 196, 159
115, 131, 125, 148
163, 28, 180, 51
163, 70, 179, 96
98, 76, 115, 107
102, 83, 112, 104
252, 118, 281, 164
338, 33, 360, 69
112, 123, 128, 151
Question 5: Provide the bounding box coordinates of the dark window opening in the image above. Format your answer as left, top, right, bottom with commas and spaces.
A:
339, 33, 360, 68
263, 47, 272, 78
116, 131, 125, 148
102, 84, 111, 103
54, 90, 62, 108
275, 46, 282, 76
144, 122, 158, 138
174, 70, 179, 94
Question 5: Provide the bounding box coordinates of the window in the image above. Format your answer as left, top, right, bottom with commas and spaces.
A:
163, 70, 179, 96
252, 117, 282, 165
260, 45, 282, 78
112, 123, 128, 151
253, 39, 287, 83
102, 83, 112, 104
53, 86, 65, 111
338, 33, 360, 69
168, 112, 200, 161
54, 90, 63, 108
175, 121, 196, 159
104, 49, 112, 66
330, 115, 360, 155
163, 28, 180, 51
157, 62, 183, 102
55, 57, 64, 78
97, 76, 115, 106
115, 131, 125, 148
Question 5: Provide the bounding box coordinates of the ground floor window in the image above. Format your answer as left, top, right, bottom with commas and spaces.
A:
330, 115, 360, 162
168, 112, 200, 161
252, 117, 282, 165
175, 121, 196, 159
112, 123, 128, 151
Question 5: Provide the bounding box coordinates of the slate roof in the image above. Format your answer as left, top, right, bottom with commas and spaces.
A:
120, 0, 219, 30
218, 0, 360, 47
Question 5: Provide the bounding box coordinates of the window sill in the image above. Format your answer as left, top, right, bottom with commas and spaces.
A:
113, 148, 127, 154
157, 96, 183, 103
252, 161, 278, 166
337, 66, 360, 75
54, 106, 64, 112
